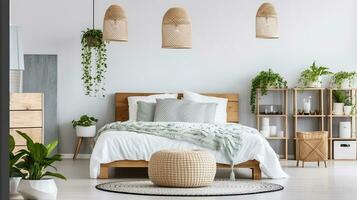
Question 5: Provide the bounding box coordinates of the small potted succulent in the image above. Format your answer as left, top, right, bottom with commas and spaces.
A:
330, 71, 357, 89
332, 90, 347, 115
298, 62, 332, 88
72, 115, 98, 137
9, 135, 24, 199
16, 131, 66, 200
250, 69, 288, 113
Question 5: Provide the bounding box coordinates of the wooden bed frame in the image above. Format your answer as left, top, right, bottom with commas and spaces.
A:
99, 92, 262, 180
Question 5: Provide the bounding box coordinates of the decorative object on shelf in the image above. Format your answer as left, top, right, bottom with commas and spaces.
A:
103, 4, 128, 42
9, 135, 23, 199
260, 117, 270, 137
339, 121, 351, 138
256, 3, 279, 39
81, 0, 107, 98
344, 97, 353, 115
269, 126, 277, 137
259, 104, 283, 115
298, 62, 332, 88
303, 96, 312, 114
162, 7, 192, 49
72, 115, 98, 159
332, 90, 347, 115
15, 131, 66, 200
278, 131, 284, 138
10, 25, 25, 93
250, 69, 287, 113
333, 141, 356, 160
330, 71, 357, 89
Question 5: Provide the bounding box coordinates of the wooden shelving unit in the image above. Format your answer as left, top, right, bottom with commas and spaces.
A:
256, 88, 288, 160
293, 88, 325, 159
327, 88, 357, 160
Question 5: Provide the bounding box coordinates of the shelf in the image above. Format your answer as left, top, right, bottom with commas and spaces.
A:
294, 115, 325, 118
327, 115, 353, 118
257, 88, 288, 91
327, 88, 357, 91
257, 114, 286, 117
293, 87, 325, 91
329, 138, 357, 140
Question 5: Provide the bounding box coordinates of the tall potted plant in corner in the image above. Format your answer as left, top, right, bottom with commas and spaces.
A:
250, 69, 288, 113
72, 115, 98, 137
9, 135, 25, 199
330, 71, 357, 89
16, 131, 66, 200
298, 61, 332, 88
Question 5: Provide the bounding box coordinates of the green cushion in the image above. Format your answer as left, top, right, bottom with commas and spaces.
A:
137, 101, 156, 122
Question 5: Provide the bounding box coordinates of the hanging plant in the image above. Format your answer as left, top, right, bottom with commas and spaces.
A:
81, 28, 107, 98
250, 69, 287, 113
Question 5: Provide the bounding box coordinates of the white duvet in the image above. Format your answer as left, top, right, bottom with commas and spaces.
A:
90, 127, 288, 179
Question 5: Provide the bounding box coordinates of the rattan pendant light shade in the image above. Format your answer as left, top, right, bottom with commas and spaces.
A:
162, 7, 192, 49
103, 5, 128, 42
256, 3, 279, 39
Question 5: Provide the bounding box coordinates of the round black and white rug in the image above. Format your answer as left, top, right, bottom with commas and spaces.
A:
96, 180, 284, 196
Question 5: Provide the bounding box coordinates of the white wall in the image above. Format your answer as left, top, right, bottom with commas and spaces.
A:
11, 0, 357, 154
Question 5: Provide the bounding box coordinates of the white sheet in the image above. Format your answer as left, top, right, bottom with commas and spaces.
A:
90, 129, 288, 179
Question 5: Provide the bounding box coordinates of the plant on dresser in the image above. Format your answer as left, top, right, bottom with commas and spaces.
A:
330, 71, 357, 89
72, 115, 98, 137
298, 61, 332, 88
250, 69, 287, 113
15, 131, 66, 200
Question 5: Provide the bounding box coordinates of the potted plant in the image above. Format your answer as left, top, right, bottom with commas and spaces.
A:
9, 135, 24, 199
332, 90, 347, 115
343, 97, 354, 116
81, 28, 107, 98
250, 69, 288, 113
72, 115, 98, 137
298, 62, 332, 88
16, 131, 66, 200
330, 71, 357, 89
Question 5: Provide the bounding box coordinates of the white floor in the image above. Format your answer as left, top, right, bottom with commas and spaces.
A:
39, 159, 357, 199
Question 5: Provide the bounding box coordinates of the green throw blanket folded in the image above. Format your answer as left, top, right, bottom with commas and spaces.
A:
95, 121, 260, 180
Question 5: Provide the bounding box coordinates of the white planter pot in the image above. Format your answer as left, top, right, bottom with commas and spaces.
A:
18, 179, 57, 200
333, 103, 345, 115
344, 106, 353, 115
307, 77, 322, 88
76, 125, 96, 137
9, 177, 22, 199
339, 79, 351, 89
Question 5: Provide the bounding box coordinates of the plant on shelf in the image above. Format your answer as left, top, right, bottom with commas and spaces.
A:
250, 69, 288, 113
332, 90, 347, 115
343, 96, 355, 116
72, 115, 98, 137
81, 28, 107, 98
298, 61, 332, 88
330, 71, 357, 89
16, 131, 66, 200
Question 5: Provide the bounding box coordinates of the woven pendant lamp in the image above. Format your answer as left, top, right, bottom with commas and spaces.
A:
256, 3, 279, 39
162, 7, 192, 49
103, 5, 128, 42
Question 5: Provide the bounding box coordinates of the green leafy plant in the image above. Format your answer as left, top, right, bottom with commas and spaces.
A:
250, 69, 287, 113
331, 71, 357, 88
332, 90, 347, 103
9, 135, 25, 178
81, 28, 107, 98
72, 115, 98, 128
16, 131, 66, 180
298, 62, 332, 87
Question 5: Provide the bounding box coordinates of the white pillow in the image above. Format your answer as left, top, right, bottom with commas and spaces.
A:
183, 91, 228, 123
128, 93, 178, 121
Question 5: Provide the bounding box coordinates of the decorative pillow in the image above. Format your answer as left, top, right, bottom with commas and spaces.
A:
183, 91, 228, 123
154, 99, 217, 123
128, 93, 178, 121
137, 101, 156, 122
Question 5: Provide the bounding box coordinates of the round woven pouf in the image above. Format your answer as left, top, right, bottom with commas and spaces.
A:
148, 149, 216, 188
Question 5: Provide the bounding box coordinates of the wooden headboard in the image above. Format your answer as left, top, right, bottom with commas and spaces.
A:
115, 93, 239, 123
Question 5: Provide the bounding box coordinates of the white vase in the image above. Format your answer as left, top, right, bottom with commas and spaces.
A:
307, 77, 322, 88
9, 177, 22, 199
270, 126, 277, 137
76, 125, 96, 137
18, 179, 57, 200
333, 103, 345, 115
261, 129, 270, 138
344, 106, 353, 115
339, 122, 352, 138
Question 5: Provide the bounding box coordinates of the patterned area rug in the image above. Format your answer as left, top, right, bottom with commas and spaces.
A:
96, 180, 284, 196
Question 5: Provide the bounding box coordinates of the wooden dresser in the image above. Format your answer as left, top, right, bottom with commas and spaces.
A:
10, 93, 44, 151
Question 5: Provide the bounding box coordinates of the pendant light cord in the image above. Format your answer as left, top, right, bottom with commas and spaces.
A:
92, 0, 95, 29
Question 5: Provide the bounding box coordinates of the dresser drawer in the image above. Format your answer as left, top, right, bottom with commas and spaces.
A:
10, 93, 43, 110
10, 128, 43, 145
10, 111, 43, 128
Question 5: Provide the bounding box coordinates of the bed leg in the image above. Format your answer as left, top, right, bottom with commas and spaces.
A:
99, 165, 109, 179
252, 166, 262, 180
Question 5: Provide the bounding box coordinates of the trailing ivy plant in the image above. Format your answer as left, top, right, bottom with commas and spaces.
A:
331, 71, 357, 88
250, 69, 287, 113
298, 62, 332, 88
81, 28, 107, 98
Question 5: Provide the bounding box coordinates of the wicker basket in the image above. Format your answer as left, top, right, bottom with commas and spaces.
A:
148, 150, 216, 188
296, 131, 328, 167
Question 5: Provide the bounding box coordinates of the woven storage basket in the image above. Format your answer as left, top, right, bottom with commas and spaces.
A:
148, 150, 216, 188
296, 131, 328, 167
